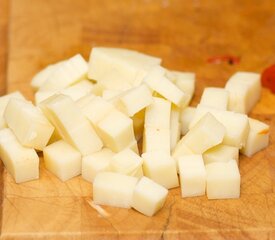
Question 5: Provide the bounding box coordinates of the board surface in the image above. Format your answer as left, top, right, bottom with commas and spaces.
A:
1, 0, 275, 239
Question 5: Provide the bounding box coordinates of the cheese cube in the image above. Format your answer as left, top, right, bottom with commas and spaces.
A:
142, 152, 179, 189
225, 72, 261, 113
88, 47, 161, 89
40, 54, 88, 91
76, 93, 96, 109
102, 89, 123, 100
0, 128, 39, 183
0, 91, 25, 130
31, 61, 64, 91
78, 96, 115, 126
144, 97, 171, 129
4, 98, 54, 150
144, 66, 187, 107
117, 84, 152, 117
93, 172, 138, 208
110, 149, 143, 178
60, 79, 94, 101
180, 107, 196, 135
142, 127, 170, 154
82, 148, 114, 182
181, 113, 225, 154
43, 140, 81, 181
131, 176, 168, 216
166, 71, 195, 106
189, 106, 249, 148
200, 87, 229, 110
132, 110, 144, 141
35, 91, 56, 105
206, 160, 240, 199
127, 139, 139, 154
178, 154, 206, 197
97, 110, 135, 152
170, 105, 181, 151
203, 144, 239, 165
40, 94, 103, 155
241, 118, 269, 157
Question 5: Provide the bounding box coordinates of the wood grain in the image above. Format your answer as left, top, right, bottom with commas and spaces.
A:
1, 0, 275, 239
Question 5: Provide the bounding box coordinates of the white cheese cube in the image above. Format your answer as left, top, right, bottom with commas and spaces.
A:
206, 160, 240, 199
166, 71, 195, 106
200, 87, 229, 110
131, 176, 168, 216
127, 139, 139, 154
40, 94, 103, 155
178, 154, 206, 197
40, 54, 88, 91
180, 107, 196, 135
132, 110, 144, 141
142, 151, 179, 189
241, 118, 269, 157
111, 149, 143, 178
4, 98, 54, 150
117, 84, 152, 117
82, 148, 114, 182
144, 97, 171, 129
190, 106, 249, 148
181, 113, 225, 154
225, 72, 261, 113
144, 66, 187, 107
76, 93, 96, 109
102, 89, 123, 100
93, 172, 138, 208
97, 110, 135, 152
60, 80, 94, 101
0, 91, 25, 130
172, 138, 194, 172
31, 61, 64, 90
90, 82, 105, 96
34, 91, 56, 105
142, 127, 170, 154
88, 47, 161, 89
203, 144, 239, 165
170, 105, 181, 151
43, 140, 81, 181
0, 128, 39, 183
78, 96, 115, 126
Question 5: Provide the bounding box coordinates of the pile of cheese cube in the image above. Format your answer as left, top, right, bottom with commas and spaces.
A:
0, 47, 270, 217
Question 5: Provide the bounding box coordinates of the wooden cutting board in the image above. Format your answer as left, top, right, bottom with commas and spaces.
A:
1, 0, 275, 239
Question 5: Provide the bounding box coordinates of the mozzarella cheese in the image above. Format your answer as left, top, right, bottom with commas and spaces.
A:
180, 106, 196, 135
200, 87, 229, 110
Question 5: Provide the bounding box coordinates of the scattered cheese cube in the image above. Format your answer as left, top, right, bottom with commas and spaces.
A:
181, 112, 225, 154
166, 71, 195, 106
93, 172, 138, 208
88, 47, 161, 89
131, 176, 168, 216
144, 97, 171, 129
40, 54, 88, 91
170, 105, 181, 151
206, 160, 240, 199
82, 148, 114, 182
189, 105, 249, 148
142, 127, 170, 154
180, 106, 196, 135
225, 72, 261, 113
43, 140, 81, 181
142, 151, 179, 189
241, 118, 269, 157
0, 128, 39, 183
4, 98, 54, 150
0, 91, 25, 130
40, 94, 103, 155
203, 144, 239, 165
144, 66, 187, 107
110, 149, 143, 178
178, 154, 206, 197
200, 87, 229, 110
116, 84, 152, 117
31, 60, 64, 90
97, 110, 135, 152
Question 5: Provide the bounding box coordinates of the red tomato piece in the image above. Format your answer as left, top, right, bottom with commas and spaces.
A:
261, 64, 275, 93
